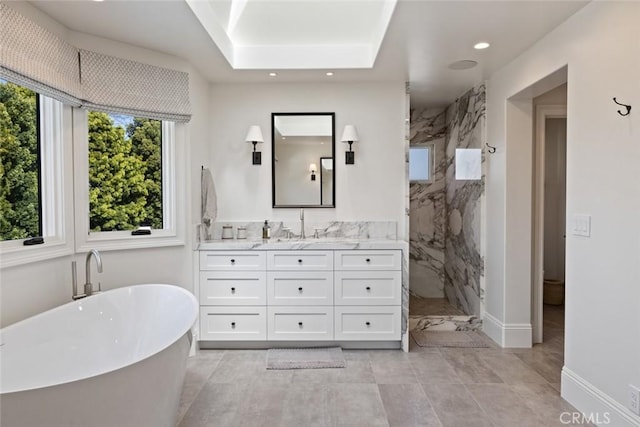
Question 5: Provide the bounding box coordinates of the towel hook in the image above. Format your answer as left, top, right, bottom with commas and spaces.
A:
485, 143, 496, 154
613, 97, 631, 116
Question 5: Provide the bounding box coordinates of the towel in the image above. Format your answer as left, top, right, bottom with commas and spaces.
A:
201, 167, 217, 240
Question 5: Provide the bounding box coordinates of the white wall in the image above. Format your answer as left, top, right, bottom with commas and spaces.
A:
485, 2, 640, 424
0, 3, 210, 327
208, 82, 406, 227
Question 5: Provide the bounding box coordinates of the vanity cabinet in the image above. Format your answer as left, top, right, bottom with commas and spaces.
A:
198, 248, 402, 346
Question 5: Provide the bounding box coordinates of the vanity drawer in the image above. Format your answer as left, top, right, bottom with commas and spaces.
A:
334, 306, 401, 341
200, 306, 267, 341
267, 306, 334, 341
267, 251, 333, 271
334, 250, 401, 271
334, 271, 401, 305
200, 251, 266, 271
267, 271, 333, 306
200, 271, 266, 306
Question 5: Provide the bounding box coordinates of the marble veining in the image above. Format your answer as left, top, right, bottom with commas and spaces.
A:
409, 108, 447, 298
444, 83, 486, 317
409, 315, 483, 332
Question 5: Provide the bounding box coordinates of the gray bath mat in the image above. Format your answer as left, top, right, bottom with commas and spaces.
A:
411, 331, 490, 348
266, 347, 346, 370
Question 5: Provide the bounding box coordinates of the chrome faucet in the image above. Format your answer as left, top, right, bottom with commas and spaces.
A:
300, 208, 305, 239
84, 249, 103, 297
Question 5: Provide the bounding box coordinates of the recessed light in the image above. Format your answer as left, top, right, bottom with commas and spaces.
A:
326, 72, 334, 76
269, 72, 277, 77
474, 42, 490, 50
448, 60, 478, 70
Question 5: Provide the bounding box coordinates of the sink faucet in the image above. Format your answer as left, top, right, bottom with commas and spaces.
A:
300, 208, 305, 239
84, 249, 103, 297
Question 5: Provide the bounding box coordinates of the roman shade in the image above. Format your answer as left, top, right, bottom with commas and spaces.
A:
1, 3, 192, 122
0, 3, 82, 106
79, 50, 191, 123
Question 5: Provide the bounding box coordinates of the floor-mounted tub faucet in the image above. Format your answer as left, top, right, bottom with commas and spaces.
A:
300, 208, 305, 239
85, 249, 103, 296
72, 249, 103, 300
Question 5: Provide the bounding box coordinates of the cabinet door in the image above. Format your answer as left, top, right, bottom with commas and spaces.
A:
334, 306, 401, 341
267, 271, 333, 306
267, 251, 333, 271
200, 306, 266, 341
267, 306, 334, 341
334, 250, 401, 271
200, 251, 266, 271
334, 271, 401, 305
200, 271, 266, 306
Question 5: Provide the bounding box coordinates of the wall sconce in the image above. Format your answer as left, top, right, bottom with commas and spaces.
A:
309, 163, 318, 181
341, 125, 359, 164
245, 125, 264, 165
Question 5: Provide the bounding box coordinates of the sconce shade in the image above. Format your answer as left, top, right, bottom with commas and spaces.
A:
308, 163, 318, 173
340, 125, 359, 143
245, 125, 264, 143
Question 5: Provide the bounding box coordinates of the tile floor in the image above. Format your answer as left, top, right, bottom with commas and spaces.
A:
178, 304, 589, 426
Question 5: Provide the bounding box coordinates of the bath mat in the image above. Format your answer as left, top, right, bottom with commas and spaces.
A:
411, 331, 490, 348
266, 347, 346, 370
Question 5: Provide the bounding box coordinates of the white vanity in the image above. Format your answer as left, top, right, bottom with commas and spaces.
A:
196, 240, 406, 349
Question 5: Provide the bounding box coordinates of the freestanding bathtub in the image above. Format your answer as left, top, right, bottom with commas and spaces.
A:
0, 284, 198, 427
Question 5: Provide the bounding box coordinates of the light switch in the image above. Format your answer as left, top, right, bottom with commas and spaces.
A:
572, 214, 591, 237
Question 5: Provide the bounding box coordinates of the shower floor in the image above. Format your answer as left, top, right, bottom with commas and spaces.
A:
409, 296, 482, 331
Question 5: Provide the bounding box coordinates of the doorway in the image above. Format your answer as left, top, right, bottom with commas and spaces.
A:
532, 97, 567, 344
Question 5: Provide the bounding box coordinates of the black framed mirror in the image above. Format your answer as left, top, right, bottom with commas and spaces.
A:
272, 113, 335, 208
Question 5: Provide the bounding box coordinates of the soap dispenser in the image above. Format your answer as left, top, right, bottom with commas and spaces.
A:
262, 220, 271, 239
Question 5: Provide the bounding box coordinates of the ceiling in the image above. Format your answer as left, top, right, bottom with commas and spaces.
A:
29, 0, 588, 107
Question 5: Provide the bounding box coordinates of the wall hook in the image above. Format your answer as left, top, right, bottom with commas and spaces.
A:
613, 97, 631, 116
485, 143, 496, 154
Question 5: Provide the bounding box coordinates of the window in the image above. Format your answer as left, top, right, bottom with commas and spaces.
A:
87, 112, 163, 232
0, 79, 41, 241
74, 109, 183, 251
0, 79, 72, 267
409, 145, 434, 182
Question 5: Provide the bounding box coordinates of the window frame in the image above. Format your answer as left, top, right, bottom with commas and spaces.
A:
0, 95, 74, 268
409, 144, 435, 183
73, 109, 185, 252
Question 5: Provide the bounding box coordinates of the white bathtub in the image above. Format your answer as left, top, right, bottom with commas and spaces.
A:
0, 284, 198, 427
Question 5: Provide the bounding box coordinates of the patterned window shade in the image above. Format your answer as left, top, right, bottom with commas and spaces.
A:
0, 3, 82, 106
79, 50, 191, 123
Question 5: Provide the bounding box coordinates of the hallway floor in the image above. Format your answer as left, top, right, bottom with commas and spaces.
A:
177, 305, 586, 426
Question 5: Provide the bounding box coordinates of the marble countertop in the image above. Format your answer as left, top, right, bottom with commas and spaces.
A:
198, 238, 407, 251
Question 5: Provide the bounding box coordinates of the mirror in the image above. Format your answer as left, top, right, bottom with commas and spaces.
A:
272, 113, 335, 208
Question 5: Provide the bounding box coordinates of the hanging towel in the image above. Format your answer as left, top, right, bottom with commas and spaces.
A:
201, 167, 217, 240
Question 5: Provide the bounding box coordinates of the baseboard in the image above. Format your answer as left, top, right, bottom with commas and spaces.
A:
562, 367, 640, 427
482, 312, 532, 348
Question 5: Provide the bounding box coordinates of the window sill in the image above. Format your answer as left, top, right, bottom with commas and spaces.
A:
75, 231, 184, 252
0, 238, 73, 269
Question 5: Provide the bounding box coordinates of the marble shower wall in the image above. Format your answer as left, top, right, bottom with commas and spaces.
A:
444, 84, 486, 317
409, 108, 447, 298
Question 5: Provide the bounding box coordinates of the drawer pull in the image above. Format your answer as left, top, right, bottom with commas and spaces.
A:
298, 287, 303, 292
365, 321, 371, 327
231, 322, 236, 328
231, 287, 236, 293
230, 259, 236, 264
297, 259, 303, 263
365, 258, 371, 263
298, 322, 303, 327
366, 286, 371, 291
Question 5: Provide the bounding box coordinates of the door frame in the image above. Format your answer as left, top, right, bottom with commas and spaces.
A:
532, 104, 567, 343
